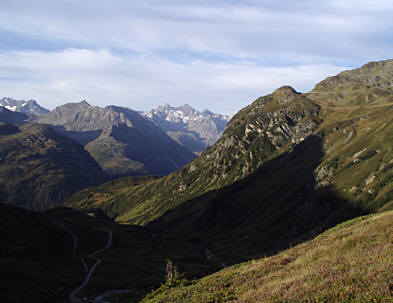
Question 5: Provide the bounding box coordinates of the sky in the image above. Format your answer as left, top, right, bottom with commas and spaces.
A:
0, 1, 392, 114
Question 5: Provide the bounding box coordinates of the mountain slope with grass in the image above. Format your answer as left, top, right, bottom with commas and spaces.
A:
36, 101, 195, 177
67, 86, 322, 224
140, 211, 393, 303
0, 123, 107, 210
66, 59, 393, 269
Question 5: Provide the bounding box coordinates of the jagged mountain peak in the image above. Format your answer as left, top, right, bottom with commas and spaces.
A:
142, 103, 230, 154
176, 103, 195, 115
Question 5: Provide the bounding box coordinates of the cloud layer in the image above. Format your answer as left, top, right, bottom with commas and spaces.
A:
0, 0, 392, 113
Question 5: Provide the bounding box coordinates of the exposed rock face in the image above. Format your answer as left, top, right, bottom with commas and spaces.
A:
142, 104, 230, 154
196, 86, 320, 186
0, 97, 49, 115
0, 123, 107, 210
36, 101, 196, 177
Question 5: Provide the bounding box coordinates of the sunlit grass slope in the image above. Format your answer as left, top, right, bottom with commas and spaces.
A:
141, 211, 393, 303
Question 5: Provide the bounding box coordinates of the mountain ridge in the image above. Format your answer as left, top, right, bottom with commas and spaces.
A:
35, 101, 196, 177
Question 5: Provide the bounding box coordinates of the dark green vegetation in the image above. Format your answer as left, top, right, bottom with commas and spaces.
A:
0, 204, 217, 303
141, 211, 393, 303
36, 102, 195, 177
0, 123, 107, 210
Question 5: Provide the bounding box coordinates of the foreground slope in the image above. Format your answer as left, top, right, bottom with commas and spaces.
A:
0, 123, 107, 210
141, 211, 393, 303
36, 101, 195, 177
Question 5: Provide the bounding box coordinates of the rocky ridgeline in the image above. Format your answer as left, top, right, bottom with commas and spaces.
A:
191, 86, 321, 187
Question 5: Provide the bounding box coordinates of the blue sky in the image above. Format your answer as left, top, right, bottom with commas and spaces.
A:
0, 0, 392, 114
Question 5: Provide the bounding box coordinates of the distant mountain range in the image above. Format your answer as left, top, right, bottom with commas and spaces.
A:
0, 97, 49, 115
35, 101, 196, 177
142, 104, 230, 154
0, 97, 228, 178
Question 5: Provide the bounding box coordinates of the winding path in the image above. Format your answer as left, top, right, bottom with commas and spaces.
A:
49, 215, 134, 302
68, 228, 113, 303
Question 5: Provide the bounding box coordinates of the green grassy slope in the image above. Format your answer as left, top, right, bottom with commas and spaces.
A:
140, 211, 393, 303
67, 86, 322, 224
66, 60, 393, 228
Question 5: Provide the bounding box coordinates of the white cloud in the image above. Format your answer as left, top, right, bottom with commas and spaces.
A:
0, 48, 346, 114
0, 1, 392, 61
0, 1, 392, 113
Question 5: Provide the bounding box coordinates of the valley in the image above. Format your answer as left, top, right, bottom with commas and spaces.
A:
1, 59, 392, 302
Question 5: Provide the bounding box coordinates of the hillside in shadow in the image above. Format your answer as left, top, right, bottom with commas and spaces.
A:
148, 135, 363, 267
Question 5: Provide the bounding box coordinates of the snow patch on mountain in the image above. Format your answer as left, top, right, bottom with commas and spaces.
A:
0, 97, 49, 115
142, 103, 231, 154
